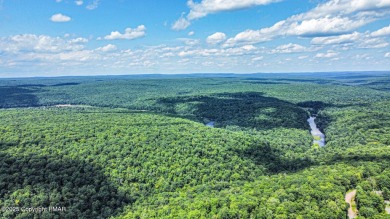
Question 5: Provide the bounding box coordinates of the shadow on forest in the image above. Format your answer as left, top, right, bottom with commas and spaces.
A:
17, 84, 47, 87
0, 152, 130, 218
327, 152, 390, 165
234, 143, 317, 173
157, 92, 309, 131
297, 100, 370, 132
52, 82, 80, 86
0, 87, 40, 108
242, 77, 334, 85
239, 140, 390, 174
243, 81, 289, 85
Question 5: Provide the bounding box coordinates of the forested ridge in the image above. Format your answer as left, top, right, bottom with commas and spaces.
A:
0, 73, 389, 218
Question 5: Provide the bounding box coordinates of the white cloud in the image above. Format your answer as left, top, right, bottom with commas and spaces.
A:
311, 32, 361, 45
225, 0, 390, 46
206, 32, 226, 44
311, 31, 389, 49
0, 34, 87, 53
69, 37, 89, 44
178, 49, 218, 57
75, 0, 83, 6
385, 52, 390, 58
223, 21, 284, 46
50, 13, 71, 22
86, 0, 99, 10
315, 51, 339, 58
172, 0, 280, 30
271, 43, 309, 53
97, 44, 117, 52
188, 31, 195, 36
103, 25, 146, 40
359, 37, 389, 48
159, 52, 175, 58
171, 17, 191, 31
371, 25, 390, 37
298, 55, 308, 59
187, 0, 281, 20
286, 16, 368, 37
305, 0, 390, 18
178, 38, 200, 46
354, 54, 372, 60
252, 56, 264, 61
23, 50, 96, 62
178, 45, 257, 57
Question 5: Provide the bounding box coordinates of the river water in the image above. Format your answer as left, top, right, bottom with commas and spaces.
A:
307, 117, 325, 147
206, 121, 215, 127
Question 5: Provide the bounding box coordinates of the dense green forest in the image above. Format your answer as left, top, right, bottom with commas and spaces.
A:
1, 72, 390, 218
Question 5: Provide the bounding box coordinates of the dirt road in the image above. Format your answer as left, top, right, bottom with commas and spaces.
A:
345, 190, 357, 219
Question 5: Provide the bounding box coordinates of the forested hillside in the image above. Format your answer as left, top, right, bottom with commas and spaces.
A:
1, 73, 389, 218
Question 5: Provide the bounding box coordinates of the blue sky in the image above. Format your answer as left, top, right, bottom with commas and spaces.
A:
0, 0, 389, 77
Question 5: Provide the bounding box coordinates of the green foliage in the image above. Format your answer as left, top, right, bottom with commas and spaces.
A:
0, 153, 128, 219
121, 164, 360, 219
1, 73, 390, 218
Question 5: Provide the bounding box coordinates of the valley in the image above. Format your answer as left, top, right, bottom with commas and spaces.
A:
1, 72, 390, 218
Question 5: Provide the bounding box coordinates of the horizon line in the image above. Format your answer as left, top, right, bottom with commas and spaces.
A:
1, 70, 390, 79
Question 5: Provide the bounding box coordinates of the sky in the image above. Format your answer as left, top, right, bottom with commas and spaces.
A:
0, 0, 389, 77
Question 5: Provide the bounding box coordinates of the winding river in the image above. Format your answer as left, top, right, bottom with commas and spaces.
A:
307, 116, 326, 147
205, 118, 325, 147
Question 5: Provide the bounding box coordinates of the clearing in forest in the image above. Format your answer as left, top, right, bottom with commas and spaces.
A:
345, 189, 358, 219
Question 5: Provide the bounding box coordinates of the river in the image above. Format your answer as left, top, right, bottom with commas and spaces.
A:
307, 116, 325, 147
205, 118, 325, 147
206, 121, 215, 127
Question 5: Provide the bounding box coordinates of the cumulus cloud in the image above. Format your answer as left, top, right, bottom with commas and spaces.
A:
69, 37, 89, 44
225, 0, 390, 46
103, 25, 146, 40
172, 0, 280, 30
75, 0, 83, 6
50, 13, 71, 22
178, 38, 200, 46
188, 31, 195, 36
286, 16, 368, 37
305, 0, 390, 18
371, 25, 390, 37
178, 45, 257, 57
271, 43, 309, 54
0, 34, 87, 53
97, 44, 117, 52
385, 52, 390, 58
311, 32, 361, 45
0, 34, 151, 72
311, 31, 389, 49
359, 37, 389, 48
171, 17, 191, 31
223, 21, 284, 46
23, 50, 96, 62
186, 0, 280, 20
206, 32, 226, 44
315, 51, 339, 58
